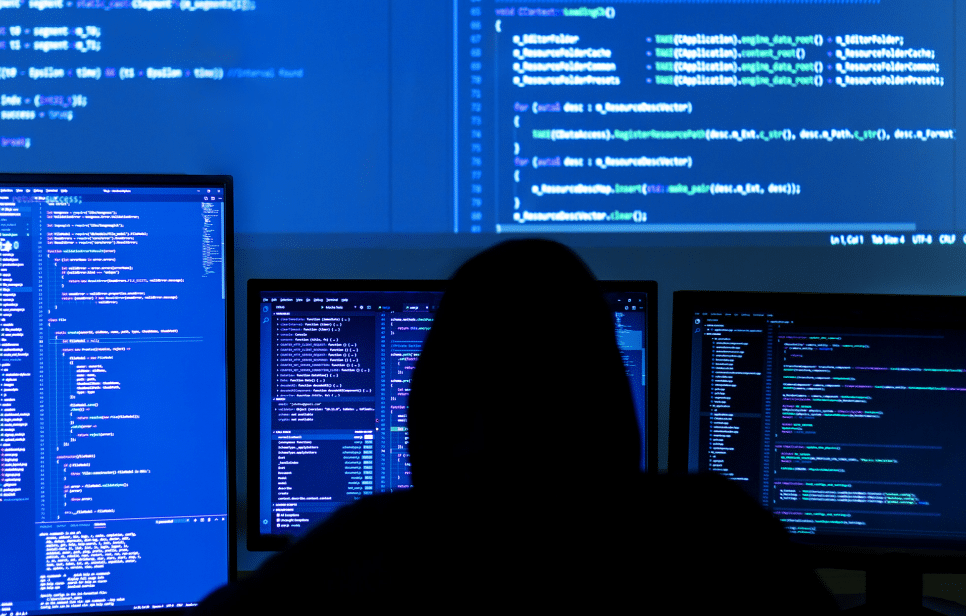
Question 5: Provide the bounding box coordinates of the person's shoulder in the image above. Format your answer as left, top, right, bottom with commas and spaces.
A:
629, 472, 838, 613
639, 471, 782, 524
261, 490, 422, 572
192, 491, 417, 615
630, 472, 792, 557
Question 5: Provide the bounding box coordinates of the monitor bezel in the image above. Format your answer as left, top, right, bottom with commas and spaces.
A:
0, 173, 237, 610
669, 290, 966, 565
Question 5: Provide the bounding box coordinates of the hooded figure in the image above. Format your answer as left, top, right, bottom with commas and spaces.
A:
194, 239, 838, 614
407, 238, 642, 494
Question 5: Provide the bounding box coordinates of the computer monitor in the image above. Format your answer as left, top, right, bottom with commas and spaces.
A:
0, 174, 234, 614
670, 290, 966, 559
248, 279, 656, 550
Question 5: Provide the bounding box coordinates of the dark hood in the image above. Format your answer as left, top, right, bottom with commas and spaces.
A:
407, 239, 641, 493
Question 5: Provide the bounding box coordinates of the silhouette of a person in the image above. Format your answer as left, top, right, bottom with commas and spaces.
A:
194, 239, 838, 613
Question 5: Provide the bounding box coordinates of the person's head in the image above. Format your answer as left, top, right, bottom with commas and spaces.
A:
407, 239, 640, 493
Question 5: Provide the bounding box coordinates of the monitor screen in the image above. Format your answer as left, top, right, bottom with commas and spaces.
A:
248, 279, 656, 550
0, 174, 233, 613
1, 1, 962, 249
670, 291, 966, 553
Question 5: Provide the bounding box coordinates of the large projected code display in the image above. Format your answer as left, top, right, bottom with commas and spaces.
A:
456, 1, 963, 242
0, 1, 961, 246
0, 3, 380, 236
0, 1, 266, 152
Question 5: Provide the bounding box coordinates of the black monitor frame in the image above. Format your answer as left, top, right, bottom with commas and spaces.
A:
669, 290, 966, 569
247, 278, 658, 552
0, 173, 236, 612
